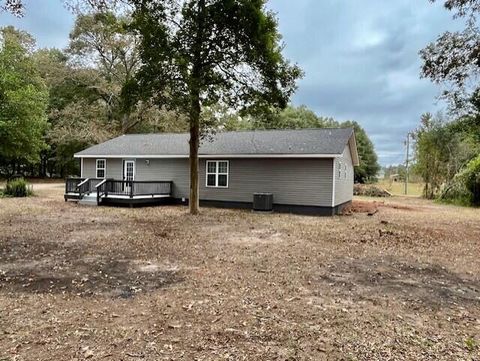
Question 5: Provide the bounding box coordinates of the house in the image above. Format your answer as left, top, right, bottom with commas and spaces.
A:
65, 128, 359, 215
389, 173, 401, 182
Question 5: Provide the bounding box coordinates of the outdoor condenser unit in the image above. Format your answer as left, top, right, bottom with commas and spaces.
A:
253, 193, 273, 212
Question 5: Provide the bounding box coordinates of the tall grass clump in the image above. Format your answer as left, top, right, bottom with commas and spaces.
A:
4, 178, 33, 197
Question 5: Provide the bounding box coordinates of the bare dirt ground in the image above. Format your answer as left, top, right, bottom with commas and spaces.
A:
0, 184, 479, 360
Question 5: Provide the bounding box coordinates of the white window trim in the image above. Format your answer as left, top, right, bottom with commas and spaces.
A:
206, 160, 229, 188
124, 159, 136, 181
96, 159, 106, 179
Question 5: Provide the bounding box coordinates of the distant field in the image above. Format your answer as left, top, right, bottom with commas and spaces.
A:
377, 179, 423, 196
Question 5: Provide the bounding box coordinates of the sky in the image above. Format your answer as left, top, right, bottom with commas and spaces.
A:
0, 0, 463, 165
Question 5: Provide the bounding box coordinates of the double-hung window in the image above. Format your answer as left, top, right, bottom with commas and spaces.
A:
206, 160, 229, 188
96, 159, 106, 178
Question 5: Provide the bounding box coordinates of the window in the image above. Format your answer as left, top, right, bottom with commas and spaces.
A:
344, 164, 347, 179
96, 159, 106, 178
206, 160, 229, 188
338, 161, 342, 179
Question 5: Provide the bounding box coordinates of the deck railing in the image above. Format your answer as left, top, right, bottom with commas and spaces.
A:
77, 178, 103, 198
66, 178, 173, 204
96, 179, 173, 203
65, 177, 84, 194
65, 177, 107, 199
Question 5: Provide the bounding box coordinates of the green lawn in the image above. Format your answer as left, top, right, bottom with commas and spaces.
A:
377, 180, 423, 197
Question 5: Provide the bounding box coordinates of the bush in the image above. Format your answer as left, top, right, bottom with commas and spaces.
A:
440, 155, 480, 206
4, 178, 33, 197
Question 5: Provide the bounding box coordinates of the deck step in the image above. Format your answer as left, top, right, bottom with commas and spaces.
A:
79, 193, 98, 206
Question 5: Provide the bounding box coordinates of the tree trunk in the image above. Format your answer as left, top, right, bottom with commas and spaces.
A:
121, 113, 130, 134
189, 96, 201, 215
188, 0, 205, 215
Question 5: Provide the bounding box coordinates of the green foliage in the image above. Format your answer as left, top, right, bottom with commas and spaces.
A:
421, 0, 480, 113
414, 111, 479, 205
450, 155, 480, 206
4, 178, 33, 197
465, 337, 477, 352
342, 121, 380, 183
130, 0, 302, 123
0, 26, 48, 165
249, 105, 338, 130
67, 11, 144, 134
413, 113, 468, 198
419, 1, 480, 202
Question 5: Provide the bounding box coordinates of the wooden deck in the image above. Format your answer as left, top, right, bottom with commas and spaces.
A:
65, 178, 173, 206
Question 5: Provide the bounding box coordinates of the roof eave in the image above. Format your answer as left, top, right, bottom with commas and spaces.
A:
74, 153, 343, 159
349, 131, 361, 166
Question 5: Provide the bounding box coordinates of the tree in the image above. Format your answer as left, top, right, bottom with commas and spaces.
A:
0, 0, 24, 16
341, 121, 380, 183
413, 113, 463, 198
239, 104, 335, 130
0, 27, 48, 173
420, 0, 480, 113
130, 0, 302, 214
68, 11, 145, 134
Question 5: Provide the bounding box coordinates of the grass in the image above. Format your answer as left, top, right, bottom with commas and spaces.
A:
377, 179, 423, 196
465, 337, 477, 352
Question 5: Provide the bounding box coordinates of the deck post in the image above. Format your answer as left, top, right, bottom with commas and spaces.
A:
130, 181, 134, 198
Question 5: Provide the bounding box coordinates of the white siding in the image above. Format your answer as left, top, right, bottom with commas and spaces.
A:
334, 145, 354, 205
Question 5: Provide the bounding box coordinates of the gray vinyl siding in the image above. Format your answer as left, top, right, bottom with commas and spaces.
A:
136, 158, 190, 199
81, 157, 335, 207
198, 158, 333, 207
334, 145, 354, 206
82, 158, 123, 179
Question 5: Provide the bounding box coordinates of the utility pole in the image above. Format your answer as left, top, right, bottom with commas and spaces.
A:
404, 132, 411, 195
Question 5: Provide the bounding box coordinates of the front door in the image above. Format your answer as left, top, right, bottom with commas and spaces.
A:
124, 160, 135, 194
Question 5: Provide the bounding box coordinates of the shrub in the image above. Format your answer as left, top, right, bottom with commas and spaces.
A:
4, 178, 33, 197
353, 183, 391, 197
440, 155, 480, 206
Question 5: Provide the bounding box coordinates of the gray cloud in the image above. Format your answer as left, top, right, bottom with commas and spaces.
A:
270, 0, 463, 165
0, 0, 464, 165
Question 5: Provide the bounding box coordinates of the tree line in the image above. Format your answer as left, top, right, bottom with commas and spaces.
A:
412, 112, 480, 205
0, 7, 380, 185
412, 0, 480, 206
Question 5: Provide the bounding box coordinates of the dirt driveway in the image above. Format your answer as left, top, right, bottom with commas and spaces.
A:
0, 184, 479, 360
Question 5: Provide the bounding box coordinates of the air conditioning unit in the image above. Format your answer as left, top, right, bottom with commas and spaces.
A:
253, 193, 273, 212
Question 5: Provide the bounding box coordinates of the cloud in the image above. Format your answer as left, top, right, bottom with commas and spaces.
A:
269, 0, 463, 165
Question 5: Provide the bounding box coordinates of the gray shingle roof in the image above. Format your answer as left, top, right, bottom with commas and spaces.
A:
75, 128, 354, 157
